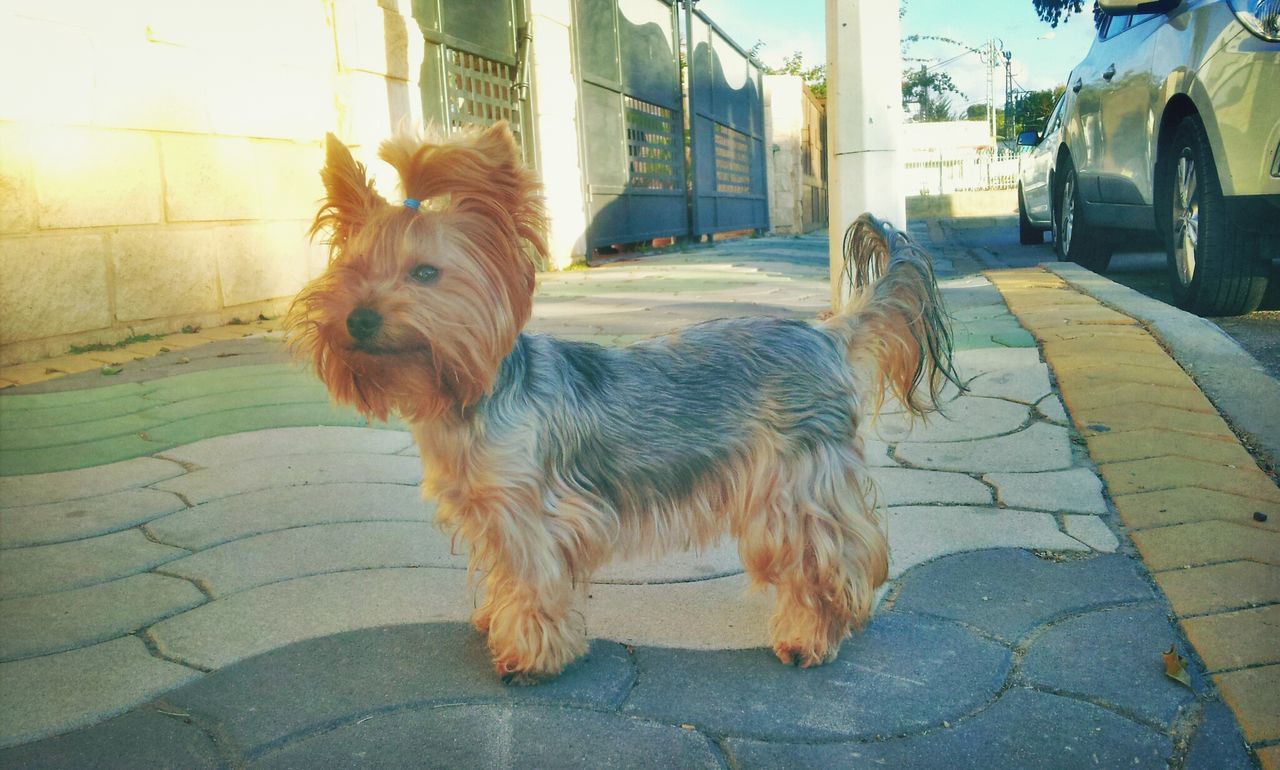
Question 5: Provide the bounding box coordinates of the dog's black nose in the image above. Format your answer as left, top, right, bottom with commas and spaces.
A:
346, 307, 382, 341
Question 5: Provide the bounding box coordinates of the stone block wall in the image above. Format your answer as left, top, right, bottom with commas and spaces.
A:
0, 0, 429, 365
764, 75, 827, 236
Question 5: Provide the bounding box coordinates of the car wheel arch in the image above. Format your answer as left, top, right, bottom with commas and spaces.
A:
1154, 95, 1199, 234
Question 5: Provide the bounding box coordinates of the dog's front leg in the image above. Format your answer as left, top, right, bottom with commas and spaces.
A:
463, 502, 589, 683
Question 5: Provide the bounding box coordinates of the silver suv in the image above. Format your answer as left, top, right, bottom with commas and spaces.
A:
1017, 0, 1280, 315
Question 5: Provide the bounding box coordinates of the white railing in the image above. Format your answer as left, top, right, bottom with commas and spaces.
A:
902, 148, 1020, 195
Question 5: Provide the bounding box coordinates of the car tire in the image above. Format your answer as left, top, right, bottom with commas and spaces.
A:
1018, 185, 1043, 245
1053, 164, 1112, 272
1160, 115, 1268, 316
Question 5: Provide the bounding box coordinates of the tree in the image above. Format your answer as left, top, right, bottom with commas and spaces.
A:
1031, 0, 1106, 28
966, 104, 1006, 136
902, 66, 960, 122
749, 44, 827, 99
1016, 86, 1066, 133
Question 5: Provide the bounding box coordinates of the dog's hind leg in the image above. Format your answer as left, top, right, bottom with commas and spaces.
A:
733, 442, 887, 667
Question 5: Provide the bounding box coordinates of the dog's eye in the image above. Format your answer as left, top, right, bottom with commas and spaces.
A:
409, 264, 440, 284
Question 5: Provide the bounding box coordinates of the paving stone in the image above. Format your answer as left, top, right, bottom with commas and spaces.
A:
892, 549, 1154, 643
1131, 521, 1280, 570
0, 393, 155, 431
148, 568, 476, 670
887, 506, 1087, 578
1097, 457, 1280, 501
0, 530, 188, 600
862, 439, 897, 467
894, 423, 1072, 473
871, 397, 1030, 443
868, 468, 992, 506
1184, 700, 1256, 770
1181, 605, 1280, 672
1074, 403, 1233, 439
1021, 603, 1195, 727
1049, 351, 1183, 375
1062, 515, 1120, 552
141, 402, 367, 452
1258, 744, 1280, 770
595, 540, 743, 584
137, 385, 331, 423
0, 433, 166, 477
1085, 429, 1257, 466
1042, 335, 1170, 359
622, 612, 1010, 741
990, 329, 1037, 347
156, 624, 635, 760
255, 703, 719, 770
1213, 665, 1280, 743
1113, 488, 1279, 531
158, 426, 413, 467
585, 574, 773, 650
0, 488, 185, 548
963, 365, 1054, 405
0, 573, 205, 661
1053, 380, 1217, 414
161, 522, 467, 597
724, 686, 1170, 770
0, 707, 222, 769
951, 347, 1043, 375
1031, 324, 1152, 343
146, 482, 436, 550
1035, 395, 1068, 424
1052, 365, 1197, 392
152, 453, 422, 505
984, 468, 1107, 513
3, 412, 165, 451
1155, 562, 1280, 617
0, 457, 184, 507
1018, 304, 1136, 326
0, 636, 202, 749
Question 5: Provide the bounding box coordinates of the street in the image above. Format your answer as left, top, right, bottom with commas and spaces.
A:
950, 220, 1280, 380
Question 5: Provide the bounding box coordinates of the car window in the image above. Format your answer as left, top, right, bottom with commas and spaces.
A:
1127, 13, 1161, 29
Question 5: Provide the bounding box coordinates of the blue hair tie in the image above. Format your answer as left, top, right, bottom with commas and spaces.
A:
404, 198, 421, 210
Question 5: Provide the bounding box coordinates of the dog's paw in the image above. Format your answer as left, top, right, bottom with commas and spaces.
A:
773, 642, 827, 668
500, 671, 543, 687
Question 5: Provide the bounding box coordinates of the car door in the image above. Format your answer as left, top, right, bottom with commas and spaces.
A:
1094, 13, 1163, 209
1069, 14, 1126, 203
1023, 93, 1067, 222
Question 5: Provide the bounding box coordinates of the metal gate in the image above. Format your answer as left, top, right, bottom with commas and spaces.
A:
686, 6, 769, 238
412, 0, 533, 162
574, 0, 688, 249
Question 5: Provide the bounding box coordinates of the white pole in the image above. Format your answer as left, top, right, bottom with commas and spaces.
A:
825, 0, 907, 307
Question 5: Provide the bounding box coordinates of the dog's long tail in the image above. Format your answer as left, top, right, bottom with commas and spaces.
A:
822, 213, 962, 416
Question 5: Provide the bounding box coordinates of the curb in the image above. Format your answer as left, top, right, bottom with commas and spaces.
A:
1043, 262, 1280, 477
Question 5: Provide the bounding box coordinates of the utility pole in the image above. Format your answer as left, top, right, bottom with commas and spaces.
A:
979, 39, 1003, 145
1003, 49, 1014, 142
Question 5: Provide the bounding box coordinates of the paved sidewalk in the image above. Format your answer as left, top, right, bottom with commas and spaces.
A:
0, 228, 1274, 768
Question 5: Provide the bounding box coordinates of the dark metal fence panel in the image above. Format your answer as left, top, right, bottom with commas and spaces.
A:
686, 8, 769, 237
575, 0, 689, 249
411, 0, 533, 162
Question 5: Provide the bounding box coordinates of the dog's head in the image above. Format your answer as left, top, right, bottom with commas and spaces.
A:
287, 123, 546, 421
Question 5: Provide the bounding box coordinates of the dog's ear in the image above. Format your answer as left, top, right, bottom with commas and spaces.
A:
311, 133, 386, 252
471, 121, 521, 172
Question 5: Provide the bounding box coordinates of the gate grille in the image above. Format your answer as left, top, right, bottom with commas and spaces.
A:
714, 123, 752, 194
624, 96, 680, 190
445, 47, 521, 136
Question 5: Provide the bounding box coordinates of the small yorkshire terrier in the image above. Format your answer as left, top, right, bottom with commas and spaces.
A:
288, 123, 957, 682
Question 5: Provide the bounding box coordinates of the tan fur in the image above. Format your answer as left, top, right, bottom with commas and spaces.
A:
286, 125, 948, 681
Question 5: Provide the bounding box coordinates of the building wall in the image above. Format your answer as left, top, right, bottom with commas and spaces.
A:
0, 0, 429, 366
764, 75, 827, 236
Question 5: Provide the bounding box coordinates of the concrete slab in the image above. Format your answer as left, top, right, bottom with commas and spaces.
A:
724, 687, 1170, 769
157, 426, 413, 467
892, 550, 1154, 643
145, 482, 436, 550
0, 457, 184, 507
0, 530, 188, 600
1213, 665, 1280, 744
159, 522, 467, 598
151, 453, 422, 505
887, 506, 1089, 578
1020, 603, 1196, 727
1180, 605, 1280, 672
1111, 487, 1279, 531
0, 488, 185, 548
984, 468, 1108, 514
0, 573, 204, 660
584, 574, 773, 651
1063, 515, 1120, 552
1155, 561, 1280, 616
1132, 520, 1280, 570
147, 567, 473, 670
871, 396, 1030, 443
1184, 700, 1256, 770
622, 613, 1010, 741
894, 423, 1073, 473
964, 365, 1054, 404
1036, 394, 1068, 425
869, 467, 993, 506
0, 708, 222, 769
0, 636, 201, 749
594, 540, 743, 584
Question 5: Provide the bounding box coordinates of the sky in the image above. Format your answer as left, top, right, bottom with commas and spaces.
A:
694, 0, 1099, 109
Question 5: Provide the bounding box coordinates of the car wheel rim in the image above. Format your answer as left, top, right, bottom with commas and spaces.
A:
1172, 151, 1198, 287
1061, 175, 1075, 254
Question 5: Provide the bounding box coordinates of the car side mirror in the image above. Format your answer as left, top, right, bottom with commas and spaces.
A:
1017, 130, 1041, 147
1098, 0, 1177, 13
